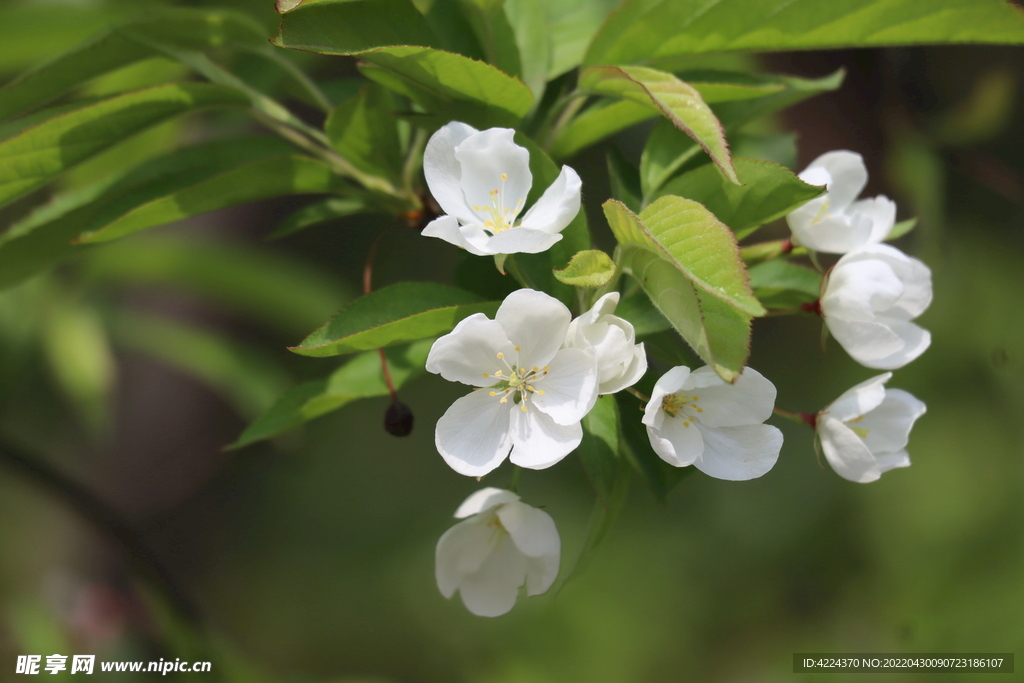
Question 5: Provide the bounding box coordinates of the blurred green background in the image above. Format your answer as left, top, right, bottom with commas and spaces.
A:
0, 0, 1022, 681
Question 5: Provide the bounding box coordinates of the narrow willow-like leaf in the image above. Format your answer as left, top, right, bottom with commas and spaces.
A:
583, 0, 1024, 67
607, 146, 643, 213
291, 282, 500, 357
0, 135, 295, 290
268, 197, 371, 240
458, 0, 522, 78
580, 65, 737, 184
504, 0, 551, 99
616, 246, 752, 382
553, 250, 616, 288
77, 156, 347, 244
579, 394, 621, 505
747, 259, 822, 310
0, 83, 247, 210
0, 8, 266, 122
604, 198, 764, 317
654, 158, 825, 239
229, 340, 433, 449
272, 0, 438, 54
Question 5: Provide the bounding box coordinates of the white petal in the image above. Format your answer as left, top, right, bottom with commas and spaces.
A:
693, 423, 782, 480
497, 500, 560, 559
423, 121, 479, 223
426, 313, 514, 386
508, 407, 582, 470
457, 533, 527, 617
421, 215, 491, 256
495, 289, 571, 367
803, 150, 867, 211
825, 372, 891, 422
454, 487, 520, 519
599, 343, 647, 395
484, 226, 563, 254
524, 552, 560, 597
822, 259, 904, 321
518, 165, 582, 234
646, 414, 703, 467
873, 448, 912, 474
642, 366, 691, 429
790, 212, 873, 254
857, 388, 926, 454
435, 390, 512, 477
531, 347, 598, 425
455, 128, 532, 224
889, 257, 933, 321
849, 195, 896, 244
846, 320, 930, 370
682, 366, 776, 428
818, 415, 881, 483
435, 514, 495, 598
825, 315, 906, 366
578, 292, 621, 328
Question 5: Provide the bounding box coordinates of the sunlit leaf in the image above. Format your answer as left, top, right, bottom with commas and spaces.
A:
747, 259, 822, 310
553, 250, 616, 288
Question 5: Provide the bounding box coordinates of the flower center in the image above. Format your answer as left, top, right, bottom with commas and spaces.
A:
661, 392, 703, 428
810, 198, 832, 225
482, 350, 549, 412
471, 173, 525, 235
845, 414, 870, 439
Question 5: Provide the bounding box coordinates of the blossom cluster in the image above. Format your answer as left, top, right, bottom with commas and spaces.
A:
419, 124, 930, 617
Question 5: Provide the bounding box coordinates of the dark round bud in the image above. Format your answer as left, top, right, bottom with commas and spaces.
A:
384, 401, 414, 437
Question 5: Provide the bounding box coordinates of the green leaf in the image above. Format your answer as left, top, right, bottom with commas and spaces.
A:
358, 46, 533, 128
291, 282, 500, 357
112, 314, 293, 419
0, 8, 266, 122
77, 156, 347, 244
730, 132, 797, 169
230, 340, 433, 449
504, 0, 551, 99
887, 217, 918, 240
0, 135, 296, 290
84, 235, 351, 336
614, 391, 693, 501
553, 250, 616, 288
458, 0, 523, 78
616, 246, 752, 382
548, 99, 656, 161
579, 394, 621, 504
419, 0, 487, 60
640, 70, 844, 196
583, 0, 1024, 67
325, 85, 404, 183
271, 0, 438, 54
653, 158, 826, 239
268, 197, 371, 240
579, 65, 737, 184
606, 146, 643, 213
0, 83, 247, 210
546, 0, 621, 78
604, 197, 764, 316
747, 259, 822, 310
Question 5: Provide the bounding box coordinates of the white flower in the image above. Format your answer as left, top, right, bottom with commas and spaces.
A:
787, 150, 896, 254
426, 289, 599, 477
421, 122, 582, 256
436, 487, 560, 617
642, 365, 783, 481
563, 292, 647, 395
821, 243, 932, 370
816, 373, 926, 483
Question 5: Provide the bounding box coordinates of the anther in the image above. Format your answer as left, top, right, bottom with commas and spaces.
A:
500, 397, 508, 403
514, 346, 520, 351
489, 391, 497, 397
536, 390, 545, 395
520, 404, 527, 412
497, 352, 504, 359
500, 173, 508, 181
482, 373, 489, 377
494, 370, 503, 377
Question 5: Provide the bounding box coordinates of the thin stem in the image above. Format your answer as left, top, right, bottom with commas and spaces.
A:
0, 438, 200, 625
540, 91, 588, 152
625, 386, 651, 404
364, 229, 399, 401
508, 466, 522, 494
773, 407, 817, 429
502, 254, 537, 290
402, 128, 428, 192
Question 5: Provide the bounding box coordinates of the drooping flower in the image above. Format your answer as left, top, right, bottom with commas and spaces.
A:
821, 243, 932, 370
787, 150, 896, 254
426, 289, 599, 477
421, 122, 581, 256
563, 292, 647, 395
815, 373, 926, 483
642, 365, 783, 481
436, 487, 560, 617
